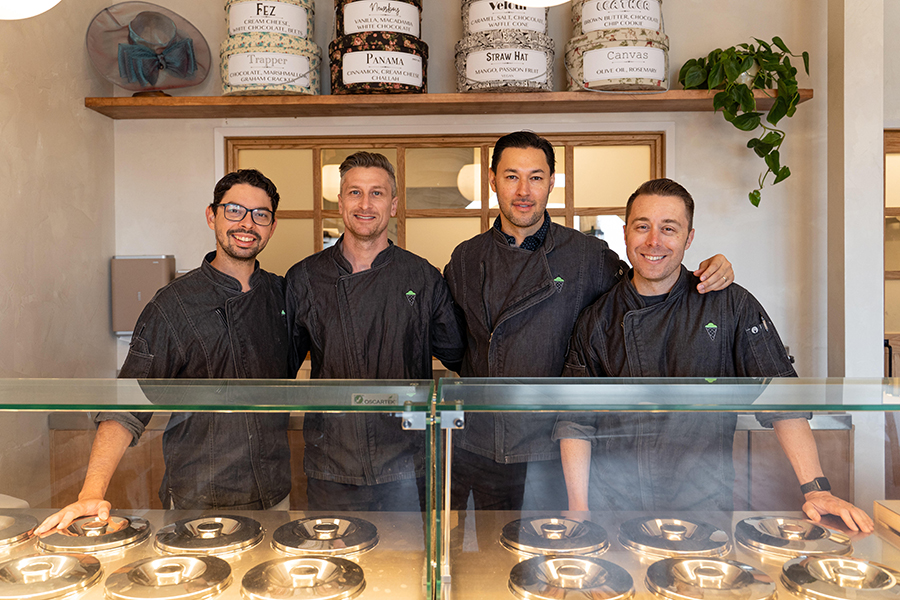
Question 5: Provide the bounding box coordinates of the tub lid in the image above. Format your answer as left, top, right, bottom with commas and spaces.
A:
0, 553, 102, 600
782, 556, 900, 600
500, 517, 608, 556
619, 517, 730, 558
509, 556, 633, 600
242, 556, 365, 600
105, 555, 231, 600
647, 557, 776, 600
329, 31, 428, 58
457, 29, 555, 54
0, 514, 37, 549
566, 28, 670, 54
37, 516, 150, 554
154, 515, 263, 556
221, 32, 321, 56
735, 516, 852, 558
273, 516, 378, 556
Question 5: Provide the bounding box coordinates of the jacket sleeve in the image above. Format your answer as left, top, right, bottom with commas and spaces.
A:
562, 309, 607, 378
285, 266, 313, 377
430, 272, 465, 373
102, 300, 181, 446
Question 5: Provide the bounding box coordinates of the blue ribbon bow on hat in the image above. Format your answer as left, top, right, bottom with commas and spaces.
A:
117, 11, 196, 87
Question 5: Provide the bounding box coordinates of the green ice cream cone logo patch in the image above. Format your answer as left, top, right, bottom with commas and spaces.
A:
554, 276, 565, 293
705, 322, 718, 341
406, 290, 417, 306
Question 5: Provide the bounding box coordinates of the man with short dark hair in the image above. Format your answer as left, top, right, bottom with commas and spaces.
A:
286, 152, 463, 511
444, 132, 735, 512
556, 178, 873, 532
37, 169, 292, 533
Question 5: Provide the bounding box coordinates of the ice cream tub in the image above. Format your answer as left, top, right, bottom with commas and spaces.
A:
221, 32, 321, 95
456, 29, 554, 92
565, 28, 668, 92
226, 0, 315, 39
335, 0, 421, 37
571, 0, 664, 37
330, 31, 428, 94
461, 0, 548, 35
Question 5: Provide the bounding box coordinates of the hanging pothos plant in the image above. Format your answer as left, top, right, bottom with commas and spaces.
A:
678, 37, 810, 206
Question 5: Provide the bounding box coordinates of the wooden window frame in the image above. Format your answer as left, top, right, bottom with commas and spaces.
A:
885, 130, 900, 279
225, 132, 665, 253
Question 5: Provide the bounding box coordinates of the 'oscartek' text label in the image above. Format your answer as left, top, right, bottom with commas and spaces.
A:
344, 1, 420, 36
466, 48, 547, 83
582, 0, 661, 33
467, 0, 545, 33
343, 51, 423, 86
228, 52, 311, 87
229, 2, 310, 37
583, 46, 665, 81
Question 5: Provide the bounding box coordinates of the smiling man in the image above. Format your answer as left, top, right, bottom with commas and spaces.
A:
556, 178, 873, 532
444, 132, 736, 516
37, 169, 292, 533
285, 152, 463, 511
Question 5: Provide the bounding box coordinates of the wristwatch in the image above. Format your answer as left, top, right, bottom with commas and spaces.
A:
800, 477, 831, 495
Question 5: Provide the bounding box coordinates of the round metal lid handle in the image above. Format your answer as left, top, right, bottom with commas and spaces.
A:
693, 566, 727, 588
196, 522, 224, 539
831, 566, 868, 588
541, 523, 568, 540
290, 565, 322, 588
20, 560, 55, 584
661, 524, 688, 541
556, 564, 588, 588
81, 521, 109, 537
154, 563, 186, 586
313, 523, 339, 540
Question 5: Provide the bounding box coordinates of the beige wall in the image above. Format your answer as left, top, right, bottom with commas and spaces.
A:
0, 1, 116, 379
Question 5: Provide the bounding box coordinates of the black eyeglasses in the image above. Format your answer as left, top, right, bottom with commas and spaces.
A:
212, 203, 274, 226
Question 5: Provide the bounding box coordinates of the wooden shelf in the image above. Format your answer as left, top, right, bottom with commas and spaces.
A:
85, 89, 813, 120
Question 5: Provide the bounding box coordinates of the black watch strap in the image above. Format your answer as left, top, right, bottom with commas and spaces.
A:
800, 477, 831, 495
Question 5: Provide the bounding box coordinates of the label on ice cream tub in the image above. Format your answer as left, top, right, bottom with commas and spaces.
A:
583, 45, 665, 81
465, 48, 547, 83
343, 51, 423, 86
228, 52, 312, 87
582, 0, 661, 33
467, 1, 546, 33
229, 2, 310, 37
343, 1, 420, 36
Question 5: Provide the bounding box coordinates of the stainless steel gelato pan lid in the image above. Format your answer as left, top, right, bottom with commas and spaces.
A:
0, 553, 102, 600
273, 516, 378, 556
500, 516, 609, 556
782, 556, 900, 600
619, 517, 730, 558
104, 555, 232, 600
735, 516, 852, 558
241, 556, 365, 600
154, 515, 263, 556
646, 557, 776, 600
37, 516, 150, 554
0, 514, 37, 551
509, 555, 634, 600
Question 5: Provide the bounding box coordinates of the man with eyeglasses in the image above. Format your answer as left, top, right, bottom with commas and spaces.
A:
37, 169, 292, 534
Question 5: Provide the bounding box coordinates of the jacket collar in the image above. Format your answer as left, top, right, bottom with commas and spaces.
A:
622, 264, 692, 309
489, 219, 557, 254
332, 235, 395, 274
201, 250, 262, 292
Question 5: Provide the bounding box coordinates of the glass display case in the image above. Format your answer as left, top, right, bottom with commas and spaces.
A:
434, 378, 900, 600
1, 377, 900, 600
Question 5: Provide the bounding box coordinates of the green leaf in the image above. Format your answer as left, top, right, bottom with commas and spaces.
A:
753, 38, 773, 53
737, 85, 756, 113
773, 165, 791, 184
678, 59, 699, 85
761, 131, 783, 145
802, 51, 810, 74
708, 62, 726, 89
747, 138, 774, 158
772, 36, 790, 54
732, 112, 762, 131
767, 96, 789, 125
765, 150, 781, 172
683, 64, 708, 89
749, 190, 762, 207
740, 55, 755, 76
722, 109, 737, 123
724, 56, 743, 82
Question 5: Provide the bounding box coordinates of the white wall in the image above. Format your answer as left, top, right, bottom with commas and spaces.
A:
0, 1, 116, 378
114, 0, 832, 376
886, 1, 900, 124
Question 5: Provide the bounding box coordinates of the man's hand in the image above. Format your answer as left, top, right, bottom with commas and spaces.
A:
34, 498, 111, 536
802, 491, 874, 533
695, 254, 734, 293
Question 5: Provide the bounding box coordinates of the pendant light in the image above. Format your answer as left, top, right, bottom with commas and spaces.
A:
0, 0, 63, 20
